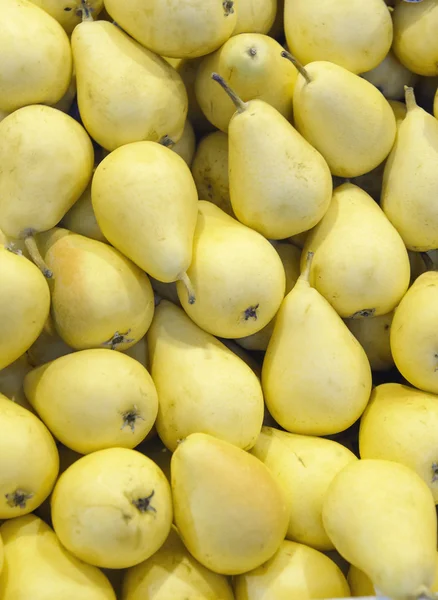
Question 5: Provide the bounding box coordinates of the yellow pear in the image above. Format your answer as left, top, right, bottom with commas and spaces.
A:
72, 21, 187, 151
196, 34, 297, 132
212, 75, 332, 239
0, 393, 59, 518
104, 0, 237, 59
62, 183, 107, 243
147, 300, 264, 451
361, 50, 418, 101
191, 131, 232, 215
171, 433, 288, 575
382, 87, 438, 251
122, 526, 234, 600
0, 355, 33, 413
35, 229, 155, 351
389, 98, 408, 126
346, 312, 394, 371
303, 183, 410, 318
393, 0, 438, 76
176, 201, 286, 339
323, 459, 437, 599
24, 349, 158, 454
233, 0, 277, 34
0, 0, 72, 112
234, 540, 350, 600
360, 383, 438, 502
251, 426, 358, 550
262, 252, 372, 435
391, 270, 438, 394
27, 318, 74, 367
51, 73, 77, 114
0, 247, 50, 370
29, 0, 104, 33
170, 120, 196, 167
290, 58, 397, 178
51, 447, 173, 569
92, 142, 198, 295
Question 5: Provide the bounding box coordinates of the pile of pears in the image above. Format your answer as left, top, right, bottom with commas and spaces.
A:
2, 0, 438, 598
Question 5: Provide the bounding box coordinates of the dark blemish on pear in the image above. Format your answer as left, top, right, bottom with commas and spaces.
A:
223, 1, 234, 16
432, 462, 438, 483
132, 490, 157, 514
159, 135, 175, 148
348, 308, 376, 319
121, 406, 145, 432
5, 489, 34, 509
244, 304, 259, 321
64, 6, 73, 10
102, 330, 135, 350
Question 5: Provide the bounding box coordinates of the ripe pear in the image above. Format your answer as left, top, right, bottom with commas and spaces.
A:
359, 383, 438, 502
196, 34, 297, 132
382, 87, 438, 251
290, 58, 397, 177
0, 393, 59, 518
191, 131, 232, 215
251, 426, 358, 550
29, 0, 104, 34
346, 312, 394, 371
62, 183, 107, 243
72, 21, 187, 151
361, 50, 418, 101
92, 142, 198, 297
104, 0, 237, 59
51, 448, 173, 569
122, 526, 234, 600
34, 228, 155, 351
393, 0, 438, 76
284, 0, 393, 74
391, 270, 438, 395
176, 201, 286, 339
262, 252, 372, 435
0, 356, 33, 413
171, 433, 288, 575
303, 183, 410, 318
0, 515, 115, 600
147, 300, 263, 451
0, 247, 50, 370
24, 349, 158, 454
234, 540, 350, 600
323, 459, 437, 598
212, 75, 332, 239
233, 0, 277, 34
0, 0, 72, 112
389, 98, 408, 126
170, 120, 196, 167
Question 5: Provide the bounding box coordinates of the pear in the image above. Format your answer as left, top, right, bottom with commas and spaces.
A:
359, 383, 438, 502
234, 540, 350, 600
0, 515, 115, 600
284, 0, 392, 74
346, 312, 394, 372
176, 201, 286, 339
123, 526, 234, 600
51, 448, 173, 569
251, 426, 358, 550
62, 183, 107, 243
170, 120, 196, 167
303, 183, 410, 318
0, 356, 33, 413
29, 0, 104, 33
233, 0, 277, 35
289, 57, 397, 178
72, 21, 188, 151
361, 50, 418, 101
0, 247, 50, 370
196, 34, 297, 132
348, 565, 376, 596
147, 300, 264, 451
212, 74, 332, 239
262, 252, 372, 436
191, 131, 232, 215
323, 459, 437, 598
389, 98, 407, 126
92, 142, 198, 298
24, 349, 158, 454
391, 270, 438, 394
0, 393, 59, 518
393, 0, 438, 76
51, 73, 77, 114
171, 432, 288, 575
35, 229, 155, 351
27, 318, 74, 367
0, 0, 72, 112
382, 87, 438, 251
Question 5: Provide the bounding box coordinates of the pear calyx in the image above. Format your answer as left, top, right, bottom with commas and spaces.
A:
404, 85, 418, 112
348, 308, 376, 319
179, 272, 196, 304
159, 135, 176, 149
24, 234, 53, 279
281, 50, 312, 84
211, 73, 247, 114
223, 1, 235, 16
243, 304, 259, 321
102, 330, 135, 350
5, 488, 34, 509
121, 405, 145, 432
132, 490, 157, 514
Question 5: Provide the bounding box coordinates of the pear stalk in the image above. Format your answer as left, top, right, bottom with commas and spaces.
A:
24, 235, 53, 279
281, 51, 312, 84
404, 86, 417, 112
420, 252, 435, 272
179, 272, 196, 305
301, 251, 314, 283
211, 73, 247, 113
80, 0, 94, 22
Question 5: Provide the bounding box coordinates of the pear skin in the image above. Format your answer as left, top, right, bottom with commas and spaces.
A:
233, 0, 277, 35
361, 50, 418, 101
303, 183, 410, 318
0, 356, 33, 413
171, 433, 289, 575
29, 0, 104, 34
346, 312, 394, 372
170, 120, 196, 167
262, 252, 372, 436
72, 21, 188, 151
62, 183, 107, 244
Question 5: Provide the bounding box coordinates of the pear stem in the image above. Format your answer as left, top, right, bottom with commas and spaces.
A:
211, 73, 247, 113
281, 50, 312, 84
179, 272, 196, 305
420, 252, 436, 272
24, 235, 53, 279
301, 251, 314, 283
80, 0, 94, 21
404, 86, 417, 112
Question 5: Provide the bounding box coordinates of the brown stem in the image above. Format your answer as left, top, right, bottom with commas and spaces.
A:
79, 0, 94, 21
24, 235, 53, 279
420, 251, 435, 272
404, 86, 417, 112
281, 50, 312, 84
179, 272, 196, 305
301, 251, 314, 283
211, 73, 247, 113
